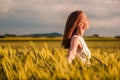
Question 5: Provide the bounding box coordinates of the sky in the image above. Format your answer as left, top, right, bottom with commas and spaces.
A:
0, 0, 120, 37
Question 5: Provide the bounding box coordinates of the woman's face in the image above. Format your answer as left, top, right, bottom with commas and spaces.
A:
81, 13, 90, 30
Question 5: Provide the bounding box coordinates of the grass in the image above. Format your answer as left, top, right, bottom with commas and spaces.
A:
0, 37, 120, 80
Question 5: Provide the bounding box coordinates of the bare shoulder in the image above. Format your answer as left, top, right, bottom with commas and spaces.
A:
70, 37, 83, 50
71, 37, 80, 44
70, 37, 81, 47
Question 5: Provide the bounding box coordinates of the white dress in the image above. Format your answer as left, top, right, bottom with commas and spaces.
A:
72, 35, 91, 64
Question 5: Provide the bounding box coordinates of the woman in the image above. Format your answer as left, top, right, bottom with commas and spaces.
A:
62, 11, 91, 64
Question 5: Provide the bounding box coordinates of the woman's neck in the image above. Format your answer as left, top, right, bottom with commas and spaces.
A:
79, 28, 85, 36
75, 28, 86, 36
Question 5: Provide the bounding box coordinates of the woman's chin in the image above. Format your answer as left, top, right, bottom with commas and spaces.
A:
86, 27, 89, 30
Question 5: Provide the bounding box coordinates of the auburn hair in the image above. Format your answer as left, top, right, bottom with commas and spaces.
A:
62, 11, 85, 49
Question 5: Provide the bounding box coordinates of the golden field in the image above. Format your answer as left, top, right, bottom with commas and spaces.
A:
0, 37, 120, 80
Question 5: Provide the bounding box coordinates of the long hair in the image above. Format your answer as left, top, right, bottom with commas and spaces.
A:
62, 11, 85, 49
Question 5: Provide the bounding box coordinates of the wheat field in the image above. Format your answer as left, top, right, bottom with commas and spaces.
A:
0, 37, 120, 80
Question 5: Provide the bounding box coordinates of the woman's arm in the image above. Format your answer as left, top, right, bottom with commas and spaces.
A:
67, 37, 82, 63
